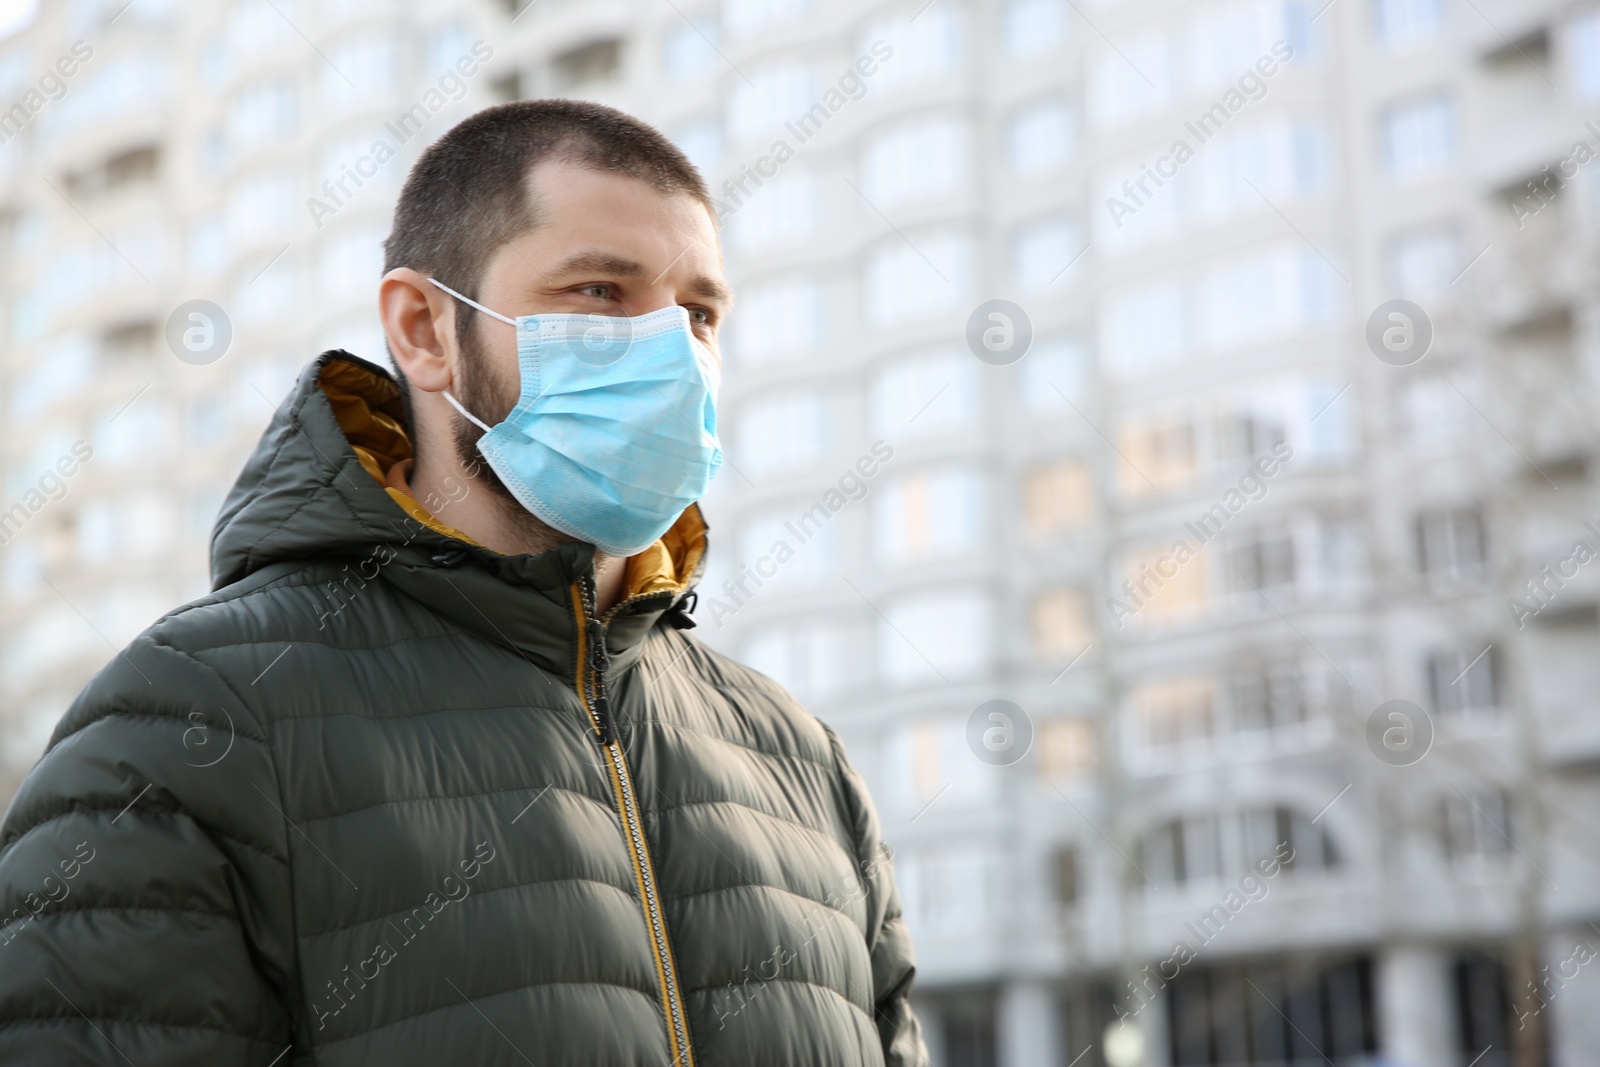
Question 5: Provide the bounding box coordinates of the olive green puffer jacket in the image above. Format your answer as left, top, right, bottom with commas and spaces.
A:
0, 352, 927, 1066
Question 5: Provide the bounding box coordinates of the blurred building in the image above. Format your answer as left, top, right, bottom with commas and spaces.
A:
3, 0, 1600, 1065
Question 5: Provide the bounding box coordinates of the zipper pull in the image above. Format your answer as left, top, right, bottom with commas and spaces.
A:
587, 618, 616, 746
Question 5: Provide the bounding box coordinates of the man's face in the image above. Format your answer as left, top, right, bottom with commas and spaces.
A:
455, 157, 731, 432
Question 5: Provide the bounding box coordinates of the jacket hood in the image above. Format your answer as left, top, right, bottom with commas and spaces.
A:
211, 350, 707, 674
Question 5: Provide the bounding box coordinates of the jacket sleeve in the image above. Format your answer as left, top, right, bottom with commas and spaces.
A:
0, 630, 300, 1065
825, 726, 930, 1067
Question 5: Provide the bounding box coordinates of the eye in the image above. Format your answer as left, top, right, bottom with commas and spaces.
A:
577, 283, 613, 300
686, 306, 712, 327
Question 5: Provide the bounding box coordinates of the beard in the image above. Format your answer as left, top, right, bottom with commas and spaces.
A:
450, 317, 596, 559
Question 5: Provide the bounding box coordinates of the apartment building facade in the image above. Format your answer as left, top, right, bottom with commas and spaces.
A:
2, 0, 1599, 1064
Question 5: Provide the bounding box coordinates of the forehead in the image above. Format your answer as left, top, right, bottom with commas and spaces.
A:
522, 157, 721, 263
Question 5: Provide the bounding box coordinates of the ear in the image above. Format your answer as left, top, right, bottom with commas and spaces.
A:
379, 268, 460, 393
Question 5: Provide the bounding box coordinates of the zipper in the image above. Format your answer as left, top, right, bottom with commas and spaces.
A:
571, 577, 696, 1067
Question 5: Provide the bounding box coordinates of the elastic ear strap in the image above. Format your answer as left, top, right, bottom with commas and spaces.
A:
442, 389, 494, 434
427, 278, 517, 327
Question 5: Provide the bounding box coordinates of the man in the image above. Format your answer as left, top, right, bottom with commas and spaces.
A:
0, 100, 927, 1066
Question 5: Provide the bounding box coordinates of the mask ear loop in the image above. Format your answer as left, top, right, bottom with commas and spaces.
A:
427, 277, 516, 433
427, 277, 518, 327
441, 390, 493, 434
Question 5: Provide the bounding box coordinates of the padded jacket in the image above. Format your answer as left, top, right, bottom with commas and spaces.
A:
0, 352, 928, 1066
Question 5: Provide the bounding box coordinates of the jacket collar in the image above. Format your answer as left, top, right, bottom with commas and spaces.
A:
212, 351, 707, 683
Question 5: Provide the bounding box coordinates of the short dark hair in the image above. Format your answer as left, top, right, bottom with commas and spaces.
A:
381, 99, 714, 433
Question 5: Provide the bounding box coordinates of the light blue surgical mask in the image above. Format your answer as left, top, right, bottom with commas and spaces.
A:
428, 278, 723, 557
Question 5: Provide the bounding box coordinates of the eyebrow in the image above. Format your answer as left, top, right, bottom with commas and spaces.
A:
544, 249, 733, 308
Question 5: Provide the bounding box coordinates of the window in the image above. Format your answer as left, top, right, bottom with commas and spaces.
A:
186, 394, 230, 447
1117, 418, 1197, 495
662, 12, 720, 81
860, 7, 959, 96
860, 116, 967, 207
729, 276, 819, 364
727, 170, 818, 250
738, 392, 829, 475
322, 32, 398, 106
3, 539, 42, 597
49, 52, 168, 132
1416, 506, 1485, 581
671, 118, 723, 179
1134, 677, 1215, 748
318, 224, 385, 299
1216, 408, 1287, 464
1231, 661, 1307, 734
1228, 527, 1297, 596
1007, 96, 1073, 176
99, 403, 175, 468
1002, 0, 1067, 59
229, 77, 297, 145
738, 510, 837, 588
1427, 646, 1500, 715
1012, 217, 1079, 292
727, 60, 816, 141
1440, 789, 1513, 859
1101, 281, 1186, 376
1401, 375, 1472, 448
744, 621, 841, 701
724, 0, 811, 39
9, 336, 92, 418
870, 351, 977, 435
1019, 337, 1086, 411
234, 256, 301, 323
1241, 804, 1338, 871
1387, 225, 1460, 300
185, 487, 227, 542
1198, 247, 1340, 353
1049, 845, 1080, 907
228, 169, 297, 242
552, 39, 623, 90
425, 19, 475, 73
1574, 11, 1600, 101
1454, 952, 1517, 1056
1372, 0, 1445, 49
880, 588, 990, 685
874, 468, 984, 563
1143, 814, 1222, 887
1381, 92, 1456, 182
899, 843, 989, 937
1024, 459, 1094, 535
1314, 518, 1366, 594
864, 232, 972, 326
1086, 33, 1172, 129
1037, 718, 1096, 780
1031, 588, 1091, 662
1165, 958, 1376, 1065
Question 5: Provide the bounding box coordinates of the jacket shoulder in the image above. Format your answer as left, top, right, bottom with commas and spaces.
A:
636, 628, 841, 772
